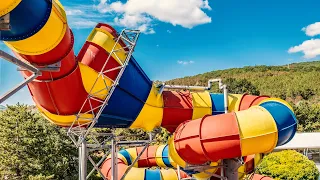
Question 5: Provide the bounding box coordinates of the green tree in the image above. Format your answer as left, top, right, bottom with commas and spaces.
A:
256, 150, 319, 180
294, 101, 320, 132
0, 104, 78, 179
223, 78, 260, 95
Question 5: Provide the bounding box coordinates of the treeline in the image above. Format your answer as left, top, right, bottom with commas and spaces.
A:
166, 61, 320, 132
167, 61, 320, 103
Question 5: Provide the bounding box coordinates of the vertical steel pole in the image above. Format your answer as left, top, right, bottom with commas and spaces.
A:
79, 139, 87, 180
177, 165, 181, 180
220, 163, 225, 180
221, 83, 228, 179
223, 85, 228, 114
111, 137, 118, 180
224, 159, 240, 179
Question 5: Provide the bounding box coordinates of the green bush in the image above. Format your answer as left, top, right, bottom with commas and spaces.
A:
256, 150, 319, 180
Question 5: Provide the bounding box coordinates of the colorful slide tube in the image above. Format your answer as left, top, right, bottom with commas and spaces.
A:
1, 1, 296, 180
100, 145, 190, 180
168, 97, 297, 167
100, 145, 262, 180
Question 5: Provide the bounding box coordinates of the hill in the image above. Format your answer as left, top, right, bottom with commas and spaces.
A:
167, 60, 320, 104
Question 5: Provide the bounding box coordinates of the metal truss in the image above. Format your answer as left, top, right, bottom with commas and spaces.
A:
0, 50, 60, 104
79, 129, 159, 180
67, 29, 141, 146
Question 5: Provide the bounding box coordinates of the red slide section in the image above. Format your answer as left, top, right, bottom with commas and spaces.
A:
174, 113, 241, 164
162, 91, 193, 132
17, 26, 102, 115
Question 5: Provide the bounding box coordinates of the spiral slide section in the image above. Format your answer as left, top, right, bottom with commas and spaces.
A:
169, 97, 297, 167
100, 145, 191, 180
100, 145, 264, 180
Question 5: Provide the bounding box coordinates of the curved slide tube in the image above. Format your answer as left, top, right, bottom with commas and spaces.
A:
169, 98, 297, 167
1, 1, 295, 180
100, 145, 190, 180
100, 146, 263, 180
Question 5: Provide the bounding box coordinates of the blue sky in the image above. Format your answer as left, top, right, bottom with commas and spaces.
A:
1, 0, 320, 105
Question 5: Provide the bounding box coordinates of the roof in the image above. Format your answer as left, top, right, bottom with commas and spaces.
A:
275, 132, 320, 150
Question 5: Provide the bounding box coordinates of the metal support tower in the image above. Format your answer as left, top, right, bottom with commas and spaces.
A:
65, 29, 141, 180
67, 29, 141, 145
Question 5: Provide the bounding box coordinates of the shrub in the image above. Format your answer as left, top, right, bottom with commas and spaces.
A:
256, 150, 319, 180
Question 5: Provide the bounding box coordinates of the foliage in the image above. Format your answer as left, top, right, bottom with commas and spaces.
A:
256, 150, 319, 180
294, 101, 320, 132
167, 61, 320, 101
221, 78, 260, 95
0, 104, 78, 180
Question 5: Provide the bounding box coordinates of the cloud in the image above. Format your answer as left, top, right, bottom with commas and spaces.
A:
302, 22, 320, 37
288, 39, 320, 59
66, 9, 84, 16
114, 13, 155, 34
177, 60, 195, 65
65, 5, 112, 29
167, 30, 172, 33
95, 0, 212, 34
72, 20, 99, 29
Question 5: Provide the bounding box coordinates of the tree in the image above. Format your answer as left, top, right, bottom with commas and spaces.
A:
294, 101, 320, 132
223, 78, 260, 95
256, 150, 319, 180
0, 104, 78, 179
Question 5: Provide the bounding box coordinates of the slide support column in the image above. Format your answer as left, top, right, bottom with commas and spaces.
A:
224, 159, 241, 179
111, 137, 118, 180
79, 138, 87, 180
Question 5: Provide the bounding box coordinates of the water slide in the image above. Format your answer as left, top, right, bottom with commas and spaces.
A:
0, 0, 297, 179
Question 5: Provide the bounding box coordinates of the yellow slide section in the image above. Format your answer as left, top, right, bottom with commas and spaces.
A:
0, 0, 21, 16
4, 0, 67, 55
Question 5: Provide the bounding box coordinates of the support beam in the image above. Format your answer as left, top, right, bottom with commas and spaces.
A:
0, 50, 40, 103
79, 139, 87, 180
223, 159, 241, 180
111, 138, 118, 180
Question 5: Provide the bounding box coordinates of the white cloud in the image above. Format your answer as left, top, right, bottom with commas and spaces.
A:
65, 5, 112, 29
288, 39, 320, 59
113, 13, 155, 34
72, 20, 99, 29
96, 0, 212, 34
66, 9, 84, 16
138, 24, 155, 34
302, 22, 320, 37
167, 30, 172, 33
177, 60, 195, 65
